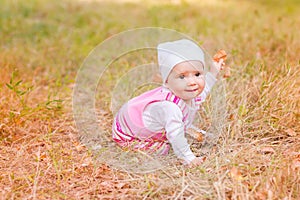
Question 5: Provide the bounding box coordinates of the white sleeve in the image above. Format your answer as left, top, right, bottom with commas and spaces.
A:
143, 101, 196, 163
199, 72, 217, 102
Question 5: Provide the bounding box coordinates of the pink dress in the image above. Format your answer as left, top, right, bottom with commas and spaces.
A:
112, 86, 202, 156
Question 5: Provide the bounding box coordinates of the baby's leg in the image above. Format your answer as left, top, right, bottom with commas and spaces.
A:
132, 140, 170, 156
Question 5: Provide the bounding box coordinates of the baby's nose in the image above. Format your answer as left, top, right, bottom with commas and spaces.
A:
187, 76, 197, 85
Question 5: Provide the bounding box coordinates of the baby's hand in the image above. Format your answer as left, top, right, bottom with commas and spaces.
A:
188, 156, 206, 168
212, 49, 230, 78
210, 59, 224, 78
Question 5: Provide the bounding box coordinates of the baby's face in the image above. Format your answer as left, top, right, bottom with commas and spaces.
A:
165, 61, 205, 104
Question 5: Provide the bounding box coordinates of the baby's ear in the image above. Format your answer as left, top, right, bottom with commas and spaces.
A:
165, 77, 170, 84
164, 80, 169, 88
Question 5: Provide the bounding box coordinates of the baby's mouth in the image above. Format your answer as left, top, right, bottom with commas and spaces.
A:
185, 88, 199, 92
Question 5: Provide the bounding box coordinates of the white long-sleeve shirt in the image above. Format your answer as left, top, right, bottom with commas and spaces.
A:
142, 72, 216, 163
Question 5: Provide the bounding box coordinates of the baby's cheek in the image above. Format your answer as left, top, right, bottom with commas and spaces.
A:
198, 79, 205, 87
197, 88, 203, 96
198, 82, 205, 92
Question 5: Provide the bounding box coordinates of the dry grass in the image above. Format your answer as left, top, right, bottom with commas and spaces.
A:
1, 0, 300, 199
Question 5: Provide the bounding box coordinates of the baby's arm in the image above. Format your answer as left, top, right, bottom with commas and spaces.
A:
143, 101, 197, 164
209, 58, 224, 78
198, 58, 224, 101
159, 102, 197, 164
198, 72, 217, 102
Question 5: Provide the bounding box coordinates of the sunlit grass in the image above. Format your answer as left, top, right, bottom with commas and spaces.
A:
1, 0, 299, 199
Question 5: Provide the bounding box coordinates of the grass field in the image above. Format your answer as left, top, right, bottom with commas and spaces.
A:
1, 0, 299, 199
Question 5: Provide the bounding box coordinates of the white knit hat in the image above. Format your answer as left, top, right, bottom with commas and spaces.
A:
157, 39, 205, 83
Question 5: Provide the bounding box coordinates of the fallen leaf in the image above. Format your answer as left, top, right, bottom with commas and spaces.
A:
292, 158, 300, 170
230, 166, 243, 181
115, 182, 128, 189
213, 49, 227, 62
187, 128, 204, 142
285, 128, 297, 137
195, 132, 203, 142
100, 181, 114, 192
73, 141, 86, 152
206, 167, 213, 173
260, 147, 275, 154
81, 157, 92, 167
283, 150, 300, 158
40, 152, 47, 161
228, 113, 235, 120
270, 113, 279, 119
256, 191, 267, 200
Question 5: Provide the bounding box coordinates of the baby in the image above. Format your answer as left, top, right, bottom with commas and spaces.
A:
112, 39, 223, 167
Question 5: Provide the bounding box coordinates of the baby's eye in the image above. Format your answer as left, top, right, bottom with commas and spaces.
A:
179, 75, 185, 79
195, 72, 201, 77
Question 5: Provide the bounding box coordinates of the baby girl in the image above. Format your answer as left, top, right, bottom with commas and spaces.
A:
112, 39, 223, 167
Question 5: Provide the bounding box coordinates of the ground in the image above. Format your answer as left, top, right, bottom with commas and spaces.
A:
0, 0, 299, 199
